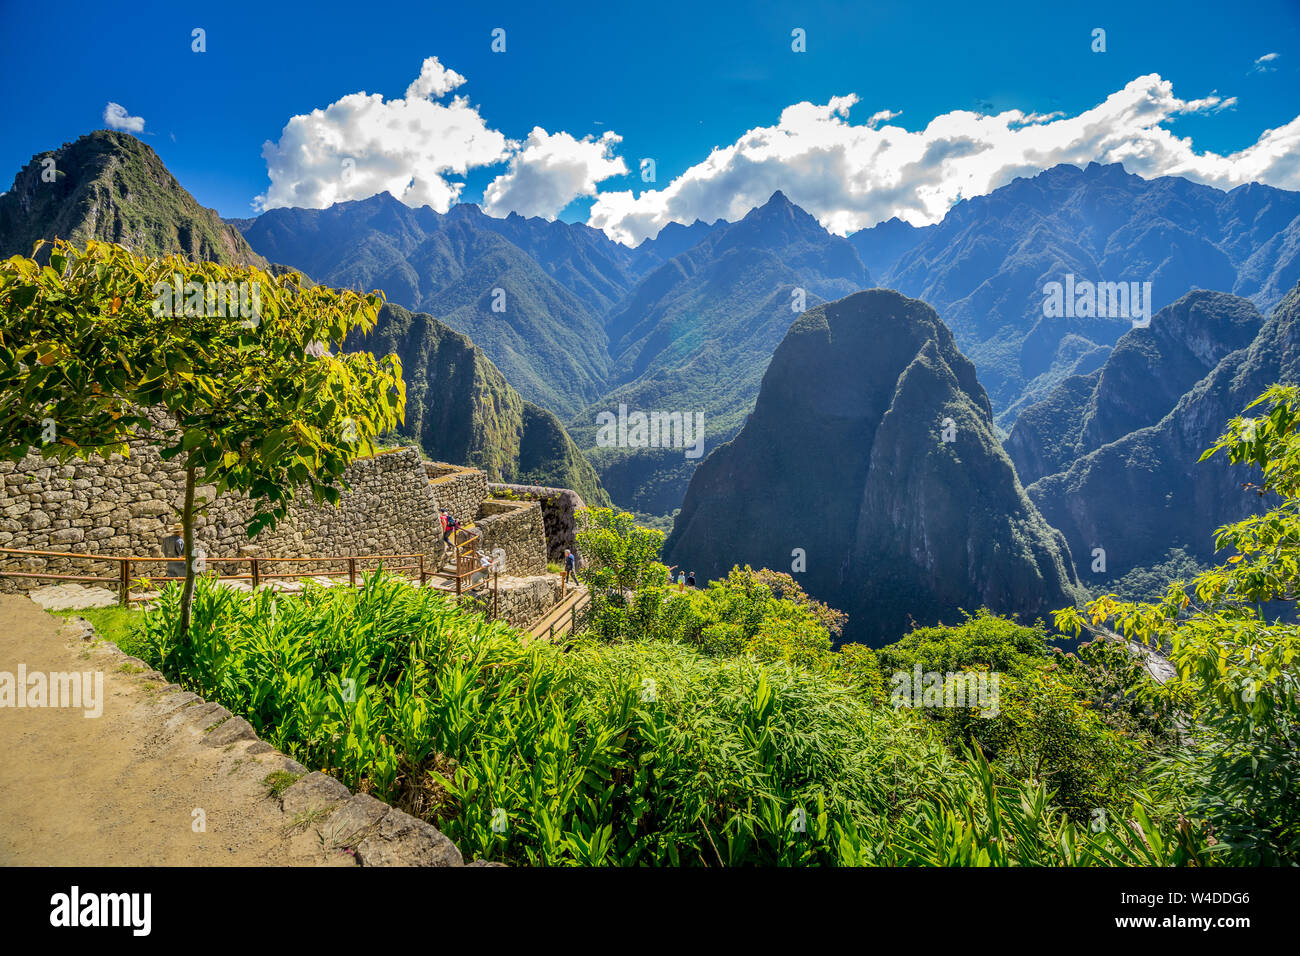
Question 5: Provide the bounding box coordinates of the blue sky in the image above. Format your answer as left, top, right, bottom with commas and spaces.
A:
2, 0, 1297, 242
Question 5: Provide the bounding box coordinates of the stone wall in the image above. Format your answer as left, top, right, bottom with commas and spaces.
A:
474, 499, 547, 576
426, 463, 487, 526
0, 445, 444, 590
490, 574, 562, 629
488, 483, 587, 561
0, 443, 567, 632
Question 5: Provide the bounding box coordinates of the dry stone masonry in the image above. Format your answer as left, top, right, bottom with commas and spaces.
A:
491, 574, 563, 629
0, 445, 443, 588
476, 499, 547, 576
488, 483, 587, 562
1, 442, 561, 625
424, 463, 487, 526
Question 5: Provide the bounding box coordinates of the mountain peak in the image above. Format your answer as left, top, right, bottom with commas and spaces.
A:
354, 190, 401, 207
665, 287, 1080, 645
739, 189, 816, 229
0, 130, 266, 268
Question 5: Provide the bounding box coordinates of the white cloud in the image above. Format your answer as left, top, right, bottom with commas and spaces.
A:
405, 57, 467, 99
482, 128, 627, 219
103, 102, 145, 133
867, 109, 901, 129
255, 56, 510, 212
586, 74, 1300, 245
1252, 52, 1280, 73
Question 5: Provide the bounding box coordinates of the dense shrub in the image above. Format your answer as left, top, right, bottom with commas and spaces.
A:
869, 611, 1158, 821
876, 609, 1053, 677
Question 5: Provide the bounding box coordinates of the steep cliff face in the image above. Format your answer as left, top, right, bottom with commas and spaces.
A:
354, 303, 609, 506
664, 289, 1081, 646
1024, 280, 1300, 582
1007, 290, 1264, 485
0, 131, 267, 267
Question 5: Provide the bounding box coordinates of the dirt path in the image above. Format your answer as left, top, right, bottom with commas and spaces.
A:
0, 595, 350, 866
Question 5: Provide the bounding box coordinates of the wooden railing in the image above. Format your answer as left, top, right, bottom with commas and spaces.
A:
445, 526, 493, 597
527, 586, 591, 644
0, 544, 489, 607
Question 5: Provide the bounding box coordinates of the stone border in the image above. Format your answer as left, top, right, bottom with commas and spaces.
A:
61, 615, 504, 867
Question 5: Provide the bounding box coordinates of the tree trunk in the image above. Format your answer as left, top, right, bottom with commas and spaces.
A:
179, 465, 197, 639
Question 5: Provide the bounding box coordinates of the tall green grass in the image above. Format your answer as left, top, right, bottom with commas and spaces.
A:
136, 574, 1185, 865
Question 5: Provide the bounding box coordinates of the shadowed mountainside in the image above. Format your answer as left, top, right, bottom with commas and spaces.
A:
875, 162, 1300, 430
1020, 280, 1300, 585
665, 288, 1081, 646
353, 302, 609, 505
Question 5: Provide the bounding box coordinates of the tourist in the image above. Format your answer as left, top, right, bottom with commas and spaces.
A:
676, 571, 686, 591
687, 570, 696, 588
161, 523, 186, 579
563, 548, 578, 586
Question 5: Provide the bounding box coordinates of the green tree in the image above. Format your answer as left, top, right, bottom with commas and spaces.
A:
0, 239, 404, 636
574, 507, 673, 642
1058, 384, 1300, 863
876, 610, 1149, 820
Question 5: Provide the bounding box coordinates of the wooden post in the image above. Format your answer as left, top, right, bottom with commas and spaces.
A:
419, 553, 426, 587
493, 571, 499, 619
119, 557, 129, 607
250, 557, 260, 591
348, 557, 357, 588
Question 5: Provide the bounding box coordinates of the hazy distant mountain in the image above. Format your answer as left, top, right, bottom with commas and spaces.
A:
0, 130, 267, 267
1020, 280, 1300, 586
628, 217, 727, 269
232, 160, 1300, 526
665, 289, 1081, 646
442, 203, 638, 314
238, 192, 612, 418
567, 191, 873, 514
234, 189, 866, 516
878, 162, 1300, 430
848, 216, 933, 279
